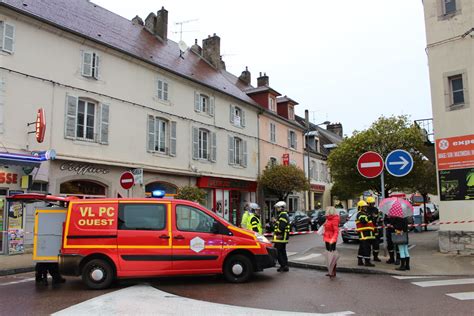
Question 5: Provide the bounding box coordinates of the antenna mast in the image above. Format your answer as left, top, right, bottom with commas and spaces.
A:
175, 19, 198, 41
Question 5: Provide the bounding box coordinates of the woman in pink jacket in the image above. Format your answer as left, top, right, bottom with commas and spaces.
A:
323, 207, 340, 278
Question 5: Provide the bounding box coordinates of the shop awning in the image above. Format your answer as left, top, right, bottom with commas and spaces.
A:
0, 150, 55, 168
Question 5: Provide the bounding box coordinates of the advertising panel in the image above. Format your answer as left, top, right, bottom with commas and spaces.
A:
7, 201, 24, 254
439, 168, 474, 201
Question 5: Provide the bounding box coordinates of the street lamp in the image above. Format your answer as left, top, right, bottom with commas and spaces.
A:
305, 109, 330, 211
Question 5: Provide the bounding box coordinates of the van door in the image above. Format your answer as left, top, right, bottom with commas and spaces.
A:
117, 202, 171, 273
172, 204, 223, 273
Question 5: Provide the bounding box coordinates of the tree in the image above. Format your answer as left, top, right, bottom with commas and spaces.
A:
175, 186, 207, 204
411, 160, 438, 230
258, 164, 309, 200
328, 115, 425, 197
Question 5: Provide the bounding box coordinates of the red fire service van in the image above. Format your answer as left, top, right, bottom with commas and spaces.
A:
26, 193, 276, 289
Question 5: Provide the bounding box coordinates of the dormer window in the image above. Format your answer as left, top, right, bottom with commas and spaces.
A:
269, 97, 276, 112
288, 106, 295, 120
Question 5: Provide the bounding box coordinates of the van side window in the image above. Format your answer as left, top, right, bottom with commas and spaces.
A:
176, 205, 215, 233
118, 203, 166, 230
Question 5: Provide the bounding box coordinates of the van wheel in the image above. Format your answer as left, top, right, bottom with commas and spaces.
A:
223, 254, 252, 283
82, 259, 114, 290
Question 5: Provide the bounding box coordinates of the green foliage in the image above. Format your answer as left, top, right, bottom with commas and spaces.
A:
258, 164, 310, 200
175, 186, 207, 205
411, 160, 438, 196
328, 115, 425, 197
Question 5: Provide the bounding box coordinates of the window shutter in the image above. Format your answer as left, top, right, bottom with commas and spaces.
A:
242, 140, 248, 167
163, 81, 169, 101
294, 133, 298, 150
0, 76, 5, 133
240, 109, 246, 127
157, 79, 163, 100
2, 23, 15, 53
65, 94, 78, 139
0, 22, 3, 50
194, 92, 200, 112
93, 53, 100, 79
211, 132, 217, 162
229, 105, 235, 124
99, 103, 109, 144
209, 96, 215, 116
170, 121, 177, 156
192, 127, 199, 160
287, 130, 291, 148
147, 115, 155, 151
81, 51, 93, 77
228, 135, 235, 165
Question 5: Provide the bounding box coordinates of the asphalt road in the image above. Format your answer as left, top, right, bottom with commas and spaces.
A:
0, 234, 472, 315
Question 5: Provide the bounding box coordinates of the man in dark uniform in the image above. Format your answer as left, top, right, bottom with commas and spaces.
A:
272, 201, 291, 272
355, 200, 376, 267
366, 197, 382, 262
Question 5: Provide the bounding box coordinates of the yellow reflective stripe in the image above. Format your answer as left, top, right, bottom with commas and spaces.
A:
357, 227, 375, 231
280, 218, 288, 223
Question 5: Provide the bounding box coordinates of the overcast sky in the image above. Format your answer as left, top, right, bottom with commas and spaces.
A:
93, 0, 431, 136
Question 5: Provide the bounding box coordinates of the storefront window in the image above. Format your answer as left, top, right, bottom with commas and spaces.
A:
60, 180, 106, 198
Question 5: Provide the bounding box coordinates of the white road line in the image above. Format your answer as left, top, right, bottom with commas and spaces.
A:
392, 276, 436, 280
412, 278, 474, 288
408, 244, 416, 250
53, 284, 354, 315
296, 253, 322, 261
0, 277, 35, 286
446, 292, 474, 300
287, 252, 297, 257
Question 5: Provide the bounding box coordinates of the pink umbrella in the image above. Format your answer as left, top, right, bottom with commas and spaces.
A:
379, 197, 413, 218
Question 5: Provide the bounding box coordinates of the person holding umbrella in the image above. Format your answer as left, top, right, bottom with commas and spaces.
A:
323, 206, 340, 278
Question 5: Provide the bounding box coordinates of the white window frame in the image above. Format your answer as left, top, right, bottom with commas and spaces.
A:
270, 122, 276, 143
0, 22, 15, 54
269, 157, 278, 167
288, 106, 294, 120
157, 77, 169, 102
81, 51, 100, 79
269, 97, 276, 112
443, 0, 456, 15
199, 129, 209, 160
76, 99, 97, 141
288, 130, 297, 150
230, 105, 246, 128
449, 75, 464, 106
194, 92, 215, 116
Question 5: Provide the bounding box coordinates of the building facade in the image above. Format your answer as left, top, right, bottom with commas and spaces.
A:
423, 0, 474, 254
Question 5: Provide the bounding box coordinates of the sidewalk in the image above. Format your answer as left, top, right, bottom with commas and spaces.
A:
0, 249, 35, 276
288, 230, 474, 276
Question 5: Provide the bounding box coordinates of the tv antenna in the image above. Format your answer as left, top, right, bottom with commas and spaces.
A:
175, 18, 198, 41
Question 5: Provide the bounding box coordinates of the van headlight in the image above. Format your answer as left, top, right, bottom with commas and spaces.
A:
256, 233, 270, 244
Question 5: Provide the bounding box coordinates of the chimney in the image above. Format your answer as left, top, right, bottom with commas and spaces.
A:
257, 72, 269, 87
144, 7, 168, 41
202, 34, 223, 69
132, 15, 144, 26
327, 123, 343, 137
191, 39, 202, 55
239, 66, 251, 85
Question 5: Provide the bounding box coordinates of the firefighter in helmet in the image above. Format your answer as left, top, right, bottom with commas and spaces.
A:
246, 203, 262, 234
273, 201, 291, 272
356, 200, 376, 267
366, 196, 382, 262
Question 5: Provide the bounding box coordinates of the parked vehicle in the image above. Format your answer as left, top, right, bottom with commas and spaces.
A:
341, 212, 358, 243
337, 209, 349, 225
289, 211, 311, 232
413, 203, 439, 223
310, 210, 326, 230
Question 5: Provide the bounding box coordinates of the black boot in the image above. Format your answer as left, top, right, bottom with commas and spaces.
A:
386, 251, 395, 264
373, 252, 381, 262
394, 252, 400, 265
358, 257, 364, 266
364, 258, 375, 267
405, 257, 410, 271
396, 258, 406, 271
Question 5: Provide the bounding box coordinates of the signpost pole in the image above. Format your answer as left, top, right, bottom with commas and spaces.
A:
380, 172, 385, 199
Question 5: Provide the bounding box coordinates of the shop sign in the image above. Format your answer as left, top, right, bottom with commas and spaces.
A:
35, 108, 46, 143
282, 153, 289, 166
436, 134, 474, 171
132, 168, 143, 185
439, 168, 474, 201
0, 172, 18, 184
311, 184, 325, 192
60, 162, 110, 175
197, 176, 257, 192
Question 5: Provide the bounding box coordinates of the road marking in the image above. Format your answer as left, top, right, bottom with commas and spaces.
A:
392, 276, 436, 280
0, 277, 35, 286
296, 253, 321, 261
287, 252, 297, 257
412, 278, 474, 287
361, 162, 381, 168
446, 292, 474, 300
53, 284, 354, 315
408, 244, 416, 250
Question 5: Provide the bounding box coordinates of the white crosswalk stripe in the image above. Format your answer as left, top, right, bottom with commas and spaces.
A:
295, 253, 322, 261
287, 252, 298, 257
392, 276, 474, 301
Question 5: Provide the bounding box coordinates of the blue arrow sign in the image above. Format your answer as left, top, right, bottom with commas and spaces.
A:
385, 149, 414, 177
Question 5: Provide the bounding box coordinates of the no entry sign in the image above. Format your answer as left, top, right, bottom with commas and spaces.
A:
120, 171, 135, 190
357, 151, 384, 178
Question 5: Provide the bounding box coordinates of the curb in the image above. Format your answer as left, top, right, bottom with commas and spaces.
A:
288, 261, 393, 275
0, 266, 35, 276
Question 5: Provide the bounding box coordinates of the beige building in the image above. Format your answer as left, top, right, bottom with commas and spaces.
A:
423, 0, 474, 254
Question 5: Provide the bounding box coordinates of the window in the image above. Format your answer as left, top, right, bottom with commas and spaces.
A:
192, 127, 216, 161
310, 161, 317, 180
269, 97, 276, 112
147, 116, 176, 156
81, 51, 100, 79
176, 205, 216, 233
288, 130, 297, 150
230, 105, 246, 127
194, 92, 214, 116
157, 77, 169, 101
449, 75, 464, 106
288, 106, 294, 120
270, 123, 276, 143
443, 0, 456, 14
31, 182, 48, 193
269, 157, 278, 167
118, 203, 166, 231
0, 22, 15, 53
228, 135, 247, 167
65, 94, 109, 144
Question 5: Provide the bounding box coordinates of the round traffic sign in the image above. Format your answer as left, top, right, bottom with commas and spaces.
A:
120, 171, 135, 190
357, 151, 384, 178
385, 149, 414, 177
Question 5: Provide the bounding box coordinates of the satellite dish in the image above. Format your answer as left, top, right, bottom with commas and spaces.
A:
178, 40, 188, 52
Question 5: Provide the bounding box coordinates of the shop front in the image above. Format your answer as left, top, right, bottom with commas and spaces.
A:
196, 176, 257, 226
309, 184, 325, 210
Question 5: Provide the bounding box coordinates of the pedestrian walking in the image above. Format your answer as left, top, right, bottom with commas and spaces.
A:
272, 201, 291, 272
246, 203, 262, 234
366, 196, 382, 262
323, 206, 340, 278
355, 200, 376, 267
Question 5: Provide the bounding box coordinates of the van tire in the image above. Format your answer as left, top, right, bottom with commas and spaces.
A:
223, 254, 252, 283
82, 259, 114, 290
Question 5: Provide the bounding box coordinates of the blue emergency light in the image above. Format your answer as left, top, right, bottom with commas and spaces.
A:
151, 190, 166, 198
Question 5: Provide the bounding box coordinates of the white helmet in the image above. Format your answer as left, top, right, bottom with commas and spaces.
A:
274, 201, 286, 209
249, 202, 260, 210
